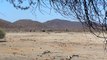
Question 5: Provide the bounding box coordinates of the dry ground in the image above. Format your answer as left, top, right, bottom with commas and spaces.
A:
0, 32, 107, 60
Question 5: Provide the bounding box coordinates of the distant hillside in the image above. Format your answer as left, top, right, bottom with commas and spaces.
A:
44, 19, 83, 31
14, 19, 41, 27
0, 19, 14, 28
0, 19, 85, 32
13, 19, 45, 31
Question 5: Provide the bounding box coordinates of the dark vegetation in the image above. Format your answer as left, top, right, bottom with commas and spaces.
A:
0, 29, 5, 39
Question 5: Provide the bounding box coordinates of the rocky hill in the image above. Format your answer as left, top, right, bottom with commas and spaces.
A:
0, 19, 85, 32
44, 19, 83, 31
0, 19, 13, 28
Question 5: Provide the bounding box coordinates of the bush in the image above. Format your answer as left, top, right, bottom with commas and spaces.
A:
65, 29, 69, 32
0, 29, 5, 39
41, 30, 46, 32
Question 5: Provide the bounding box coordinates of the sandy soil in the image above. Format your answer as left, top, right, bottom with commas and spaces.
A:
0, 32, 107, 60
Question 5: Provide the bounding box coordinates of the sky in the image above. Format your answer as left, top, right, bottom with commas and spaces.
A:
0, 0, 76, 22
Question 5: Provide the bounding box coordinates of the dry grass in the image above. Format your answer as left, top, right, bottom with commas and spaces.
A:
0, 32, 106, 60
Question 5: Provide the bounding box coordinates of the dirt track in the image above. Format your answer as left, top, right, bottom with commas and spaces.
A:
0, 32, 107, 60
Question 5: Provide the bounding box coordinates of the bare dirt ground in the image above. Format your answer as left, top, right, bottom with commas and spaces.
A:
0, 32, 107, 60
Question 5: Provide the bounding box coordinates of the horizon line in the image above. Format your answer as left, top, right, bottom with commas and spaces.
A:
0, 18, 79, 23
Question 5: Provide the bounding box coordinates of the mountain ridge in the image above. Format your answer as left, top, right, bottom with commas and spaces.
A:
0, 19, 84, 32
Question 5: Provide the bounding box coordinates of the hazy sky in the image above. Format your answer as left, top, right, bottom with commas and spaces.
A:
0, 1, 76, 22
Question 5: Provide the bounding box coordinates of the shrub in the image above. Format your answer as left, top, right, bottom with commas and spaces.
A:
41, 30, 46, 32
65, 29, 69, 32
0, 29, 5, 39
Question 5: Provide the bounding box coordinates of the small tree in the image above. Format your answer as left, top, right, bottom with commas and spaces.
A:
0, 29, 5, 39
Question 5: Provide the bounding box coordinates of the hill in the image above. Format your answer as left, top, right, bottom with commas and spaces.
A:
13, 19, 45, 31
0, 19, 84, 32
44, 19, 83, 31
0, 19, 13, 28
